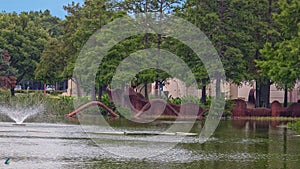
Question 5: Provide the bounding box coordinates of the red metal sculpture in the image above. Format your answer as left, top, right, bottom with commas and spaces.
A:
66, 101, 119, 118
66, 86, 206, 120
107, 87, 206, 120
232, 99, 300, 117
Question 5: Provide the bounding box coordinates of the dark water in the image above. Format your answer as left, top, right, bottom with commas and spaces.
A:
0, 119, 299, 169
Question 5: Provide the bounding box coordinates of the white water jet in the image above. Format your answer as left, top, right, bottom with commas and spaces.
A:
0, 104, 44, 124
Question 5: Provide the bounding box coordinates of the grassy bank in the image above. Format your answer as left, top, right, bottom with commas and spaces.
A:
237, 116, 298, 121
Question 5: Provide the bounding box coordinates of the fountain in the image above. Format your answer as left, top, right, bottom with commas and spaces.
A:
0, 49, 45, 124
0, 104, 44, 125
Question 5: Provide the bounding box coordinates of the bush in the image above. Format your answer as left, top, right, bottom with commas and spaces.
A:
45, 96, 75, 116
0, 90, 11, 104
168, 95, 234, 118
0, 90, 45, 107
14, 90, 64, 95
288, 120, 300, 133
100, 93, 111, 106
168, 96, 203, 105
224, 99, 234, 118
168, 97, 182, 104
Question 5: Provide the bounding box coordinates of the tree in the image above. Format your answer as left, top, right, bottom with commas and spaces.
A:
257, 0, 300, 107
35, 39, 65, 84
116, 0, 184, 97
0, 11, 52, 94
251, 0, 281, 108
33, 11, 64, 90
62, 0, 124, 99
180, 0, 250, 99
181, 0, 284, 107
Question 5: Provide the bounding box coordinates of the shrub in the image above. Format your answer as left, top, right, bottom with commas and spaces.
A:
168, 97, 182, 104
0, 90, 11, 104
0, 90, 45, 107
168, 95, 233, 118
14, 90, 64, 95
288, 120, 300, 133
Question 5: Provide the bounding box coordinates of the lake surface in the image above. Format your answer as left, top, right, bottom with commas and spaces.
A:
0, 119, 299, 169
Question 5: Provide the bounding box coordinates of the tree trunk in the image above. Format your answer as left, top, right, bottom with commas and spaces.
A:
91, 83, 96, 101
255, 80, 271, 108
55, 82, 59, 90
215, 0, 224, 100
43, 83, 46, 96
121, 82, 125, 107
145, 0, 149, 47
201, 85, 206, 104
98, 85, 103, 102
10, 87, 15, 96
155, 0, 163, 97
284, 85, 288, 107
255, 81, 260, 108
74, 78, 81, 97
64, 79, 67, 90
144, 83, 148, 99
257, 0, 272, 109
155, 80, 159, 96
216, 78, 221, 98
259, 80, 270, 108
144, 0, 149, 100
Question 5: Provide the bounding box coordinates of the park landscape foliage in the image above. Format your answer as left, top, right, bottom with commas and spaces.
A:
0, 0, 299, 120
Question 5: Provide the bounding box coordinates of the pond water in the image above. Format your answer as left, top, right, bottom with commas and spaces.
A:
0, 118, 299, 169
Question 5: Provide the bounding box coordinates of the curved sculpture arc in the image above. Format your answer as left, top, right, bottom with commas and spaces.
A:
67, 101, 119, 118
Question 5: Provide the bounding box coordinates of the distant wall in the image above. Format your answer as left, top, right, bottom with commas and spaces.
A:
237, 81, 299, 103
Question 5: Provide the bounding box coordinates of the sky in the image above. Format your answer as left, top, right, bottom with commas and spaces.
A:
0, 0, 84, 19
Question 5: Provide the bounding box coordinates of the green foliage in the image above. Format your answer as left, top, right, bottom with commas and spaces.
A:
100, 93, 110, 105
162, 37, 209, 88
45, 96, 74, 115
288, 120, 300, 134
0, 91, 74, 120
61, 0, 120, 81
168, 95, 233, 118
180, 0, 252, 84
258, 40, 299, 90
0, 90, 45, 107
224, 99, 234, 118
257, 0, 300, 89
0, 11, 59, 84
0, 89, 11, 103
97, 93, 115, 114
35, 39, 65, 84
168, 96, 207, 107
168, 97, 181, 105
0, 0, 298, 111
14, 90, 64, 95
117, 0, 184, 14
115, 107, 133, 118
72, 0, 185, 98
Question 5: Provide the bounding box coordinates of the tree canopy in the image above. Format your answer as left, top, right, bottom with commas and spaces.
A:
0, 0, 299, 103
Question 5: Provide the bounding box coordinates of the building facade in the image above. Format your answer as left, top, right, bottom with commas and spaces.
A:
66, 77, 300, 103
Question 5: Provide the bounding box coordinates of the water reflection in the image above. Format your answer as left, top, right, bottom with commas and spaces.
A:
0, 118, 299, 169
